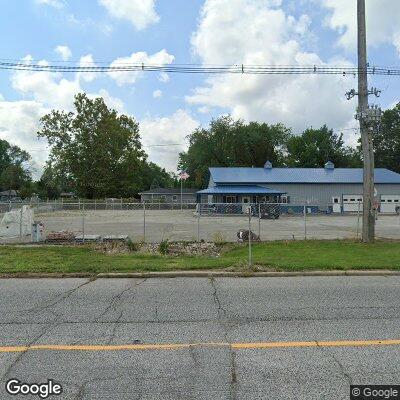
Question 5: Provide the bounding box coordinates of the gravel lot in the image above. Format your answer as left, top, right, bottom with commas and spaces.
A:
2, 209, 400, 243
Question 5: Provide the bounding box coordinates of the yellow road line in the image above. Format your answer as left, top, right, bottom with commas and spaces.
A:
0, 339, 399, 353
0, 339, 400, 353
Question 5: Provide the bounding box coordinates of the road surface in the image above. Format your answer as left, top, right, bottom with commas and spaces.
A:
0, 277, 399, 399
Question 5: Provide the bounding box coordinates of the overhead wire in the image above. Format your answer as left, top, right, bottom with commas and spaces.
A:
1, 60, 400, 76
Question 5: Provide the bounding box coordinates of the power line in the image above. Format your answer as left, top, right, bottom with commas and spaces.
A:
1, 60, 400, 76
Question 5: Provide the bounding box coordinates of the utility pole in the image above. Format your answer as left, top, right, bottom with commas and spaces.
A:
358, 0, 375, 243
346, 1, 381, 242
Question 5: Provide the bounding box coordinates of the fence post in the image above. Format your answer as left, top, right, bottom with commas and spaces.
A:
82, 201, 85, 244
356, 201, 361, 240
143, 202, 146, 242
197, 203, 200, 242
258, 203, 261, 240
304, 204, 307, 240
248, 206, 252, 269
9, 200, 11, 212
19, 206, 23, 238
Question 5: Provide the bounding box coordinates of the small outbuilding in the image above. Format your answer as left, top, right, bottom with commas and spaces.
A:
139, 187, 198, 204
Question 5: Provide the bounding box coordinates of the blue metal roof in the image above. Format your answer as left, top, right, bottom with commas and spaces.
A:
210, 167, 400, 184
197, 185, 285, 195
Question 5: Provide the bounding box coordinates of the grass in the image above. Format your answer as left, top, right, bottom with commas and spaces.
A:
0, 240, 400, 274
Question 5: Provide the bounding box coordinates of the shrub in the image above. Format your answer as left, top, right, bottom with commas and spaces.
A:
158, 240, 170, 255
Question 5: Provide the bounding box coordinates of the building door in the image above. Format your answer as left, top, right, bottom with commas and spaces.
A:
332, 197, 341, 213
343, 195, 363, 212
380, 195, 400, 214
242, 196, 251, 213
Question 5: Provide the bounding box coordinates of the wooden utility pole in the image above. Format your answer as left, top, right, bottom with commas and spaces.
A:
357, 0, 375, 242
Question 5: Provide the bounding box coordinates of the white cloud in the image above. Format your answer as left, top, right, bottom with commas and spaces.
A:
322, 0, 400, 52
11, 56, 81, 109
35, 0, 65, 9
140, 110, 199, 171
78, 54, 98, 83
54, 45, 72, 61
108, 49, 174, 86
153, 89, 162, 98
187, 0, 357, 136
99, 0, 159, 30
0, 99, 49, 178
158, 72, 170, 83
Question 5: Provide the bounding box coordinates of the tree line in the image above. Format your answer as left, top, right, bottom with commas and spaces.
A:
1, 93, 400, 199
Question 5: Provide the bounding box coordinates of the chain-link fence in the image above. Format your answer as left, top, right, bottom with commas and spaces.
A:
1, 201, 400, 245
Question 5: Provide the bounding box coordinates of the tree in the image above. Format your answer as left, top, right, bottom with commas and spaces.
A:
0, 139, 33, 195
286, 125, 361, 168
373, 103, 400, 173
141, 162, 177, 191
178, 116, 290, 187
38, 93, 150, 199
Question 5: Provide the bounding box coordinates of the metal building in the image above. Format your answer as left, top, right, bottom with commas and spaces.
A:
197, 161, 400, 213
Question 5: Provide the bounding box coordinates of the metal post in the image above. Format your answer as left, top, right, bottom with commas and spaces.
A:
358, 0, 375, 243
304, 204, 307, 240
19, 206, 23, 238
143, 202, 146, 242
248, 207, 252, 269
82, 202, 85, 244
180, 178, 183, 211
197, 205, 200, 242
258, 203, 261, 240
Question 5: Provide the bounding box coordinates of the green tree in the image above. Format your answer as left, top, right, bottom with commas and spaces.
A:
141, 162, 177, 191
373, 103, 400, 173
38, 93, 149, 199
178, 116, 290, 187
0, 139, 33, 195
286, 125, 361, 168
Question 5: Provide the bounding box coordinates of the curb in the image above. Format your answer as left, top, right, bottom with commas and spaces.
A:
0, 270, 399, 279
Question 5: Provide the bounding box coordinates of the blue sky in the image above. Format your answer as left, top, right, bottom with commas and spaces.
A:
1, 0, 400, 177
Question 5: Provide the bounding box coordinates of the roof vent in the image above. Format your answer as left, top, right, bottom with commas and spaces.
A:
264, 161, 272, 169
325, 161, 335, 170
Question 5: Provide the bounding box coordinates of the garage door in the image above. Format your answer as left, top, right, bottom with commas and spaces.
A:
380, 195, 400, 214
343, 195, 363, 212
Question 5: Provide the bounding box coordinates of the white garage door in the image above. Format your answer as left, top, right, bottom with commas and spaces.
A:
380, 195, 400, 214
343, 195, 363, 212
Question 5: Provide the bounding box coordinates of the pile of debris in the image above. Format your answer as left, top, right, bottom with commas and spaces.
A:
140, 241, 221, 257
46, 231, 75, 243
92, 239, 132, 255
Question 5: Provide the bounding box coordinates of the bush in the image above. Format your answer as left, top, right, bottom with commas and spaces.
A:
158, 240, 170, 255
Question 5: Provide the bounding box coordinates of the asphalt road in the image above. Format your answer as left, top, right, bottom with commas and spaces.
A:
0, 277, 399, 399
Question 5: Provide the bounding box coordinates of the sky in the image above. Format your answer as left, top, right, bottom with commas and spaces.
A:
1, 0, 400, 179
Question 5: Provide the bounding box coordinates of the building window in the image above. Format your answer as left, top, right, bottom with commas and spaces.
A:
224, 196, 237, 203
281, 195, 290, 204
172, 195, 178, 202
160, 195, 166, 202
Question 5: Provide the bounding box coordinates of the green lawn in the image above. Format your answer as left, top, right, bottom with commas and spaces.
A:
0, 240, 400, 274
